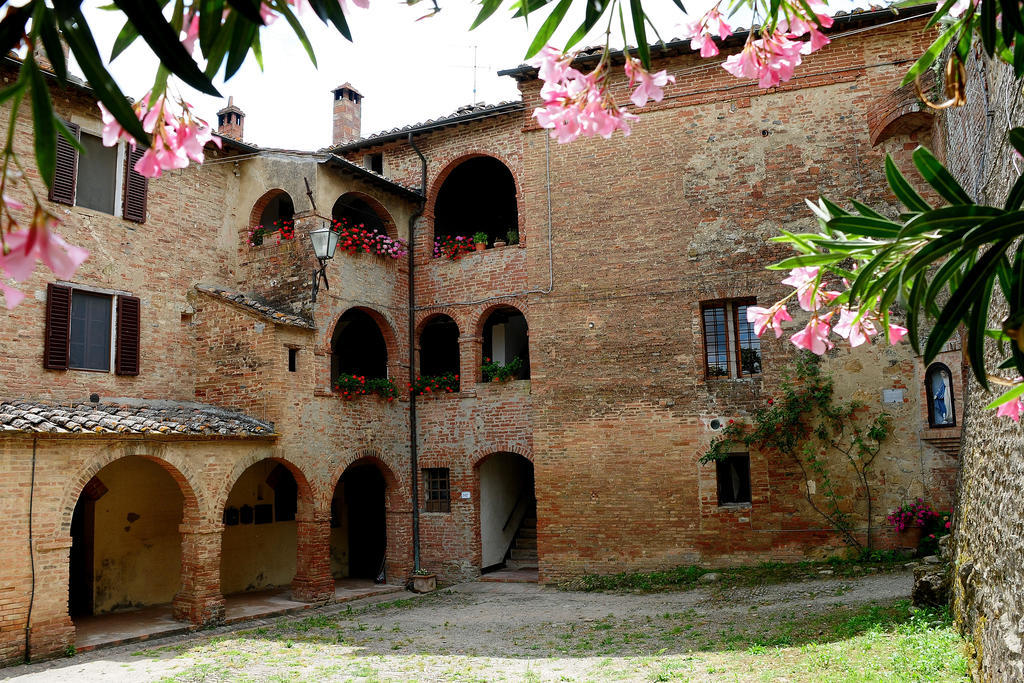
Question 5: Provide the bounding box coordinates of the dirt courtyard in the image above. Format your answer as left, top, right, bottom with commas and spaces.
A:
1, 570, 967, 682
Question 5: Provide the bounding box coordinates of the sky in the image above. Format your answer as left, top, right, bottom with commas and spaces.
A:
74, 0, 870, 151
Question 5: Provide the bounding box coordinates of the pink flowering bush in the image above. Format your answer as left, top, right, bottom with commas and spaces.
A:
433, 235, 475, 260
886, 498, 939, 533
332, 218, 408, 259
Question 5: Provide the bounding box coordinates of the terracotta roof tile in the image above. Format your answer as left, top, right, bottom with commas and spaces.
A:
195, 284, 316, 329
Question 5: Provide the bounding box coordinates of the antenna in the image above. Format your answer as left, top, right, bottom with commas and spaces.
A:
472, 45, 478, 102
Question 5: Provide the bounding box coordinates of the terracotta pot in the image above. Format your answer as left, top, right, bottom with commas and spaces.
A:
411, 573, 436, 593
494, 240, 507, 247
475, 243, 486, 251
896, 526, 924, 549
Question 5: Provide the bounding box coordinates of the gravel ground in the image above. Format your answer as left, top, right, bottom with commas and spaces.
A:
2, 570, 964, 682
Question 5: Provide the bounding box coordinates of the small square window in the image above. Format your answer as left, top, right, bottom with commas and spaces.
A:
423, 468, 450, 513
288, 348, 298, 372
701, 299, 761, 379
716, 454, 751, 506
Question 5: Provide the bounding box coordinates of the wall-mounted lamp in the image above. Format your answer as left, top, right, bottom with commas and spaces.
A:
310, 224, 339, 303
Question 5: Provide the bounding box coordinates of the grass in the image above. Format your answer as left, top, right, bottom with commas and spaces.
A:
560, 553, 909, 593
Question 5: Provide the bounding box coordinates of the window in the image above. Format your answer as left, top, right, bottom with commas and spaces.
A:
423, 468, 451, 513
716, 454, 752, 506
926, 363, 956, 427
50, 122, 149, 222
288, 348, 298, 372
364, 153, 383, 175
701, 299, 761, 379
44, 283, 140, 375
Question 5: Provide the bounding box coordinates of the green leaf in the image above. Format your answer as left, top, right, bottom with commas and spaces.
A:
111, 0, 220, 96
309, 0, 352, 41
27, 58, 57, 189
278, 2, 316, 66
850, 200, 887, 221
525, 0, 573, 59
827, 215, 902, 238
0, 78, 26, 107
55, 4, 148, 143
224, 17, 258, 79
924, 0, 959, 29
962, 212, 1024, 251
766, 253, 845, 270
226, 0, 265, 25
924, 249, 974, 315
849, 246, 897, 304
967, 274, 995, 390
1000, 0, 1024, 44
885, 155, 931, 213
981, 0, 998, 54
471, 0, 504, 30
913, 146, 974, 205
565, 0, 610, 51
203, 10, 235, 78
905, 270, 927, 353
900, 24, 960, 86
512, 0, 552, 19
54, 115, 84, 153
37, 7, 69, 83
629, 0, 649, 69
985, 381, 1024, 409
199, 0, 225, 56
899, 204, 1004, 239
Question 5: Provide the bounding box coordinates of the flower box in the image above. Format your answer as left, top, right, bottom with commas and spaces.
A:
411, 573, 436, 593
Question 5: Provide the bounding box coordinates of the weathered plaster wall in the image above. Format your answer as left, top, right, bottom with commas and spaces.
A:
936, 46, 1024, 680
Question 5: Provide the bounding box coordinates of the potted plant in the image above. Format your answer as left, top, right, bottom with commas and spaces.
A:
886, 498, 939, 551
507, 230, 519, 246
473, 231, 488, 251
481, 357, 523, 383
411, 568, 436, 593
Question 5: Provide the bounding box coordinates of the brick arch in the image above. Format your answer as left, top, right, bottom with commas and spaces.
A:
414, 309, 464, 339
216, 454, 318, 520
424, 151, 523, 223
470, 445, 535, 469
324, 305, 402, 366
58, 449, 206, 536
248, 188, 295, 230
473, 300, 530, 339
328, 448, 409, 505
331, 191, 398, 239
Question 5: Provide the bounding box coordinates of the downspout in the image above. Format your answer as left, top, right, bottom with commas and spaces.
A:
408, 132, 427, 573
24, 435, 37, 663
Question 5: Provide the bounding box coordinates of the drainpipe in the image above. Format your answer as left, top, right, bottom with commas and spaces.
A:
24, 435, 37, 663
408, 132, 427, 573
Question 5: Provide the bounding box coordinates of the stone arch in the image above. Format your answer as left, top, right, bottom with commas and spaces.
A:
248, 188, 296, 230
473, 300, 529, 338
425, 152, 523, 248
331, 191, 398, 239
216, 453, 317, 521
59, 447, 206, 537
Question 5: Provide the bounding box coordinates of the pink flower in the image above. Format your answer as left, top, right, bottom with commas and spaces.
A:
781, 266, 837, 311
0, 221, 89, 284
181, 10, 200, 55
833, 308, 877, 347
997, 398, 1023, 422
625, 58, 675, 107
948, 0, 980, 18
723, 31, 805, 89
887, 324, 908, 345
680, 8, 732, 58
747, 304, 792, 338
790, 315, 834, 355
0, 280, 24, 309
98, 102, 136, 147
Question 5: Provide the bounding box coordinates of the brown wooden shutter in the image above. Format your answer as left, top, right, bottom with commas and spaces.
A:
49, 121, 79, 205
122, 146, 148, 223
43, 283, 71, 370
115, 295, 140, 375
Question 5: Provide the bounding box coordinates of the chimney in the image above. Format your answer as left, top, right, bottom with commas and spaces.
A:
216, 96, 245, 140
331, 83, 362, 146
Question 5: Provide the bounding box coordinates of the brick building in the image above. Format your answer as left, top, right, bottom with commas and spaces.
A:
1, 6, 961, 664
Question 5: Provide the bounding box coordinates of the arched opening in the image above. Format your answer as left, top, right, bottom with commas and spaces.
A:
331, 309, 389, 382
434, 156, 518, 247
258, 192, 294, 228
477, 453, 536, 576
419, 314, 460, 385
331, 193, 390, 237
330, 462, 387, 581
481, 306, 530, 380
926, 363, 956, 427
69, 457, 185, 620
220, 460, 301, 594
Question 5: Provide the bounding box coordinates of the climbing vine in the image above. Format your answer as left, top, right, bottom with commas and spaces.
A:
700, 353, 891, 550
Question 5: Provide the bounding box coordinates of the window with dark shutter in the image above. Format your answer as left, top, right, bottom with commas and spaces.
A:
69, 291, 112, 371
49, 122, 79, 206
122, 146, 148, 223
716, 454, 752, 506
43, 283, 71, 370
115, 295, 141, 375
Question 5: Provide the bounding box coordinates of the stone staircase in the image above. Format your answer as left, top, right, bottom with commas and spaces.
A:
505, 508, 537, 570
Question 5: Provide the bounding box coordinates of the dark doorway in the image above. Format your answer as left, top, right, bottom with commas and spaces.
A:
259, 192, 294, 227
344, 464, 387, 580
331, 309, 388, 380
434, 157, 518, 245
69, 495, 95, 617
420, 315, 459, 379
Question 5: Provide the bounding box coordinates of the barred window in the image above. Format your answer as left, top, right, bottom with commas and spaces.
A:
423, 468, 450, 513
701, 299, 761, 379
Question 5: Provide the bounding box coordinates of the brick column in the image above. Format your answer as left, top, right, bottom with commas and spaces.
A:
172, 524, 225, 625
26, 536, 75, 662
459, 335, 483, 387
291, 515, 334, 602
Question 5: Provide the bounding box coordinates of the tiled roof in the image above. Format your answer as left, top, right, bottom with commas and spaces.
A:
195, 284, 316, 329
0, 399, 275, 436
322, 154, 424, 199
330, 101, 525, 153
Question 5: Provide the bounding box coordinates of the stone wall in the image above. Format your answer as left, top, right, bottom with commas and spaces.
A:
936, 46, 1024, 680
